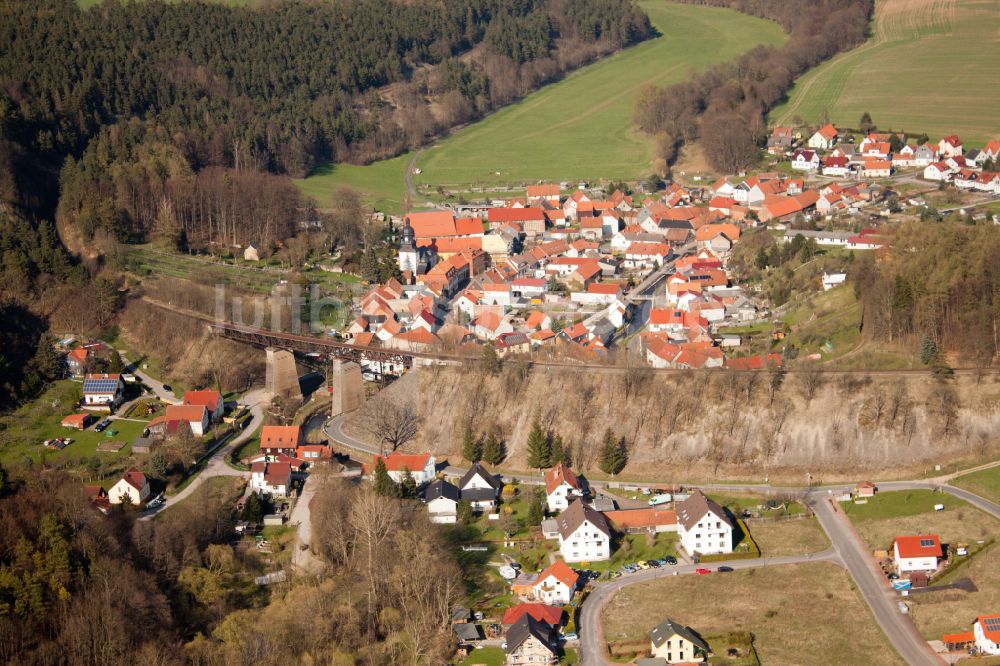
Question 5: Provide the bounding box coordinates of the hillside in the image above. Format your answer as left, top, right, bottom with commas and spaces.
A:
347, 365, 1000, 482
295, 1, 786, 211
771, 0, 1000, 144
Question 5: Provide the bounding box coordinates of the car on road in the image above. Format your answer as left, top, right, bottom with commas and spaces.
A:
162, 385, 172, 392
695, 568, 711, 575
561, 632, 578, 641
717, 566, 734, 572
664, 556, 677, 565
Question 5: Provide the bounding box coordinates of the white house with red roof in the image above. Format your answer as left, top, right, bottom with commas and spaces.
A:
808, 123, 839, 150
791, 149, 820, 171
373, 451, 437, 484
532, 560, 579, 605
923, 161, 952, 181
109, 468, 150, 505
260, 425, 301, 459
544, 463, 583, 513
974, 615, 1000, 655
182, 389, 225, 422
893, 534, 942, 574
250, 461, 292, 496
938, 135, 964, 158
82, 373, 124, 409
162, 404, 209, 436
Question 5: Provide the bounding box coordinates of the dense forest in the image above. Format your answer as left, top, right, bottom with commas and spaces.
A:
634, 0, 873, 173
0, 468, 462, 665
853, 221, 1000, 367
0, 0, 651, 408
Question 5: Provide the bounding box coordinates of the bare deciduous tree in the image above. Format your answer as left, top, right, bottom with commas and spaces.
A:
362, 394, 420, 452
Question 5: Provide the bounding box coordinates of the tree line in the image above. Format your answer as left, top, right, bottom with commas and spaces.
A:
634, 0, 873, 174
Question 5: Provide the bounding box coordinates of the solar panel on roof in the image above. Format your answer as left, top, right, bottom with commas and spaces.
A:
985, 618, 1000, 629
84, 378, 119, 393
919, 538, 935, 547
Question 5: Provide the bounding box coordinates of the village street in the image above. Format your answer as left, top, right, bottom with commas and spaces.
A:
324, 409, 1000, 666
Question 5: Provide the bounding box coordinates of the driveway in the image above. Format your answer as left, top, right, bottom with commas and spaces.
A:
139, 387, 267, 520
118, 351, 181, 405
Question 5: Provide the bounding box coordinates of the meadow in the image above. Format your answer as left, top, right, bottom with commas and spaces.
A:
296, 1, 785, 213
771, 0, 1000, 145
602, 562, 904, 665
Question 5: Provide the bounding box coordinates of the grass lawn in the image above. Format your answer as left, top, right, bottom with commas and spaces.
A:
843, 489, 998, 551
414, 2, 784, 188
951, 465, 1000, 504
575, 533, 680, 574
0, 381, 149, 475
771, 0, 1000, 145
602, 562, 904, 666
748, 517, 830, 556
127, 245, 281, 294
780, 286, 865, 362
459, 647, 504, 666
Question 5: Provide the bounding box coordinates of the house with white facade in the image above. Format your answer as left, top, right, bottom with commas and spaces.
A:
649, 618, 709, 664
422, 479, 460, 523
892, 534, 942, 574
974, 615, 1000, 656
807, 123, 838, 150
556, 499, 611, 563
545, 463, 583, 513
458, 462, 502, 512
791, 149, 820, 171
531, 560, 579, 605
250, 461, 292, 496
82, 373, 125, 409
505, 615, 558, 666
373, 451, 437, 484
676, 490, 734, 556
108, 468, 150, 505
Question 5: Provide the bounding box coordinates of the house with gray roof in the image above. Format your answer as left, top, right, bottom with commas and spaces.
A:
556, 498, 611, 562
505, 615, 557, 666
649, 618, 709, 663
676, 490, 734, 556
459, 462, 502, 512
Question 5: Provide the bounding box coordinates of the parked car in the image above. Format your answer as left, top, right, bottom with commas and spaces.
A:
94, 419, 110, 432
695, 568, 711, 575
162, 385, 172, 392
648, 560, 661, 568
637, 561, 650, 569
561, 632, 578, 641
664, 556, 678, 565
717, 566, 734, 572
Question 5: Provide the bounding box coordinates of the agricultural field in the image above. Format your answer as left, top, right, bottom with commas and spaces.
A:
771, 0, 1000, 145
413, 2, 784, 189
296, 2, 785, 213
602, 562, 904, 666
843, 489, 997, 551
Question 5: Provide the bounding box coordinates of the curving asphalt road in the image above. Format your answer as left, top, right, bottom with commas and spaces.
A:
324, 411, 1000, 666
138, 387, 267, 521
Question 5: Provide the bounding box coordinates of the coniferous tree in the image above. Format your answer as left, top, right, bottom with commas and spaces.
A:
373, 457, 395, 496
598, 428, 627, 475
525, 418, 551, 470
550, 434, 570, 467
859, 111, 875, 134
399, 467, 417, 499
481, 343, 501, 375
482, 430, 504, 466
462, 422, 481, 462
241, 492, 264, 524
527, 486, 545, 524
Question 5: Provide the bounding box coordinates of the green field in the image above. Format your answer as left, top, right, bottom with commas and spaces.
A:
295, 154, 412, 214
771, 0, 1000, 146
414, 2, 784, 188
952, 465, 1000, 504
295, 1, 785, 213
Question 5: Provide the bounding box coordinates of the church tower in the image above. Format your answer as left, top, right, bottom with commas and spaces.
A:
398, 218, 418, 276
